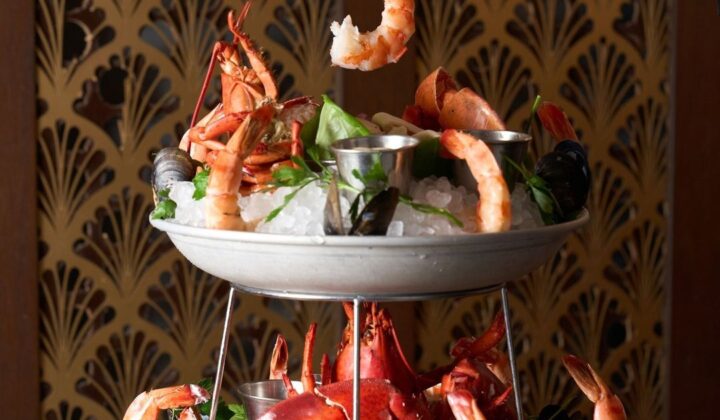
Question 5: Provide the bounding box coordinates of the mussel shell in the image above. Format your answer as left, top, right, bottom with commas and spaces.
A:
535, 151, 590, 216
555, 140, 588, 167
151, 147, 195, 195
323, 175, 345, 235
349, 187, 400, 236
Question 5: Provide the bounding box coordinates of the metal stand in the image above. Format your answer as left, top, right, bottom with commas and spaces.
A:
209, 287, 236, 420
208, 286, 524, 420
501, 284, 523, 420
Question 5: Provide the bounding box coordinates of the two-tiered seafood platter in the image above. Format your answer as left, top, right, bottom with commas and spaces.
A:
127, 1, 627, 420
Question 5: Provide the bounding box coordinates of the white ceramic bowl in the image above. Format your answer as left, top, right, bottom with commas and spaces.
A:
151, 210, 588, 300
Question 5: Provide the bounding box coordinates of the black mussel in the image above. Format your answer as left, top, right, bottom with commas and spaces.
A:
555, 139, 588, 164
349, 187, 400, 236
535, 151, 590, 216
151, 147, 195, 198
323, 175, 346, 235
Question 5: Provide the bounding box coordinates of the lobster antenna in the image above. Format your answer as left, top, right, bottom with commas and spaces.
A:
188, 42, 221, 149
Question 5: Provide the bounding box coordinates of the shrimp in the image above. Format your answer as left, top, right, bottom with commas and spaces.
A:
205, 104, 275, 230
329, 0, 415, 71
562, 355, 627, 420
123, 384, 209, 420
440, 129, 511, 233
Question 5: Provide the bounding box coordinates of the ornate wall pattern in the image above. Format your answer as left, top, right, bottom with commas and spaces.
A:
36, 0, 669, 419
37, 0, 342, 418
414, 0, 669, 418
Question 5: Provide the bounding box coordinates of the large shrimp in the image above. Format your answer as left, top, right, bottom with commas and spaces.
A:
123, 384, 209, 420
205, 104, 275, 230
562, 355, 627, 420
330, 0, 415, 71
440, 130, 511, 233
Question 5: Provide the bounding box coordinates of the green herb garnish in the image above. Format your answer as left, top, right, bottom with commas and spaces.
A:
192, 168, 210, 200
399, 195, 464, 227
525, 94, 543, 134
151, 189, 177, 220
315, 95, 370, 159
264, 148, 329, 223
503, 156, 562, 225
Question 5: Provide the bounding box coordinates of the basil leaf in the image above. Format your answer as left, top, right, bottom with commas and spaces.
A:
192, 169, 210, 200
315, 95, 370, 160
300, 106, 321, 148
151, 197, 176, 220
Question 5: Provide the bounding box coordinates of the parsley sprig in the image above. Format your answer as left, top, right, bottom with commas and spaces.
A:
503, 156, 563, 225
192, 168, 210, 200
264, 147, 331, 222
151, 189, 177, 220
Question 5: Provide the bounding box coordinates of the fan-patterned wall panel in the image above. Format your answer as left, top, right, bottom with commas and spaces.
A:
414, 0, 669, 418
36, 0, 341, 418
36, 0, 669, 419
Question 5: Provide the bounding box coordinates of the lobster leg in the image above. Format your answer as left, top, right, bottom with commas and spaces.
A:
290, 121, 303, 168
451, 311, 506, 359
234, 32, 279, 100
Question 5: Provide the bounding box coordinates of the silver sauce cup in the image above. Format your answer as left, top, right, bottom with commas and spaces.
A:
237, 380, 303, 419
331, 135, 420, 195
452, 130, 531, 192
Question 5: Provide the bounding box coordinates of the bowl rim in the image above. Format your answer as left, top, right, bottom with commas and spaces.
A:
330, 134, 420, 154
150, 209, 589, 247
465, 129, 532, 145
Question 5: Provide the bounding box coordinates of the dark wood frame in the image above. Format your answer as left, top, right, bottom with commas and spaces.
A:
670, 2, 720, 418
0, 1, 39, 418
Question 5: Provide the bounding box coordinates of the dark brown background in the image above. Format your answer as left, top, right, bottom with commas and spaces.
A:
2, 1, 720, 418
0, 1, 39, 418
670, 1, 720, 417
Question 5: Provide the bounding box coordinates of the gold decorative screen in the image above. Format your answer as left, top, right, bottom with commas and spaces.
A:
36, 0, 669, 419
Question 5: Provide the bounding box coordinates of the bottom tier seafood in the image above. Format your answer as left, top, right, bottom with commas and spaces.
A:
124, 303, 626, 420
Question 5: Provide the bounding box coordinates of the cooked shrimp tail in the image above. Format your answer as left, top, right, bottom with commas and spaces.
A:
330, 0, 415, 71
206, 104, 275, 230
440, 130, 511, 233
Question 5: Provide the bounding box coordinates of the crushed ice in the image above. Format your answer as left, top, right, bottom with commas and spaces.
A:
165, 177, 543, 236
